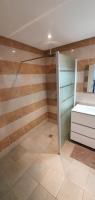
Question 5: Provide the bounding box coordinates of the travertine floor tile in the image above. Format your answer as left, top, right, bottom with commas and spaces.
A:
40, 157, 65, 197
83, 191, 95, 200
71, 144, 95, 169
4, 159, 28, 186
21, 122, 58, 154
28, 184, 55, 200
2, 190, 18, 200
57, 179, 83, 200
13, 171, 38, 200
0, 174, 10, 199
85, 169, 95, 195
61, 140, 75, 156
67, 159, 89, 188
29, 154, 59, 182
60, 153, 73, 174
9, 145, 27, 162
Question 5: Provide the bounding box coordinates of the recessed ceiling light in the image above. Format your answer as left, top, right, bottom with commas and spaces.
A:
12, 49, 16, 53
48, 33, 52, 39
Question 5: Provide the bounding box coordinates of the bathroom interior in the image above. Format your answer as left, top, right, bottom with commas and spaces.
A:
0, 1, 95, 200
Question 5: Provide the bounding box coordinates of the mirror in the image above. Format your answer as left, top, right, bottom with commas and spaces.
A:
87, 64, 95, 93
77, 59, 95, 94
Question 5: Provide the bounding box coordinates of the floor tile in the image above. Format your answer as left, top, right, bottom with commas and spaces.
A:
57, 179, 83, 200
71, 144, 95, 169
21, 122, 58, 154
67, 159, 90, 188
29, 154, 58, 182
13, 171, 38, 200
85, 169, 95, 195
4, 159, 28, 186
40, 157, 65, 197
61, 140, 75, 156
28, 184, 55, 200
83, 191, 95, 200
2, 190, 18, 200
60, 153, 73, 174
0, 174, 10, 199
9, 145, 27, 162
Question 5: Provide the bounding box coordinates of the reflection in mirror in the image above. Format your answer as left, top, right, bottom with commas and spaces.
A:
87, 64, 95, 93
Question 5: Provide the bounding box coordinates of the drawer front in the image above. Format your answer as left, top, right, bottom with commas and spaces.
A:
71, 112, 95, 128
71, 123, 95, 139
71, 131, 95, 149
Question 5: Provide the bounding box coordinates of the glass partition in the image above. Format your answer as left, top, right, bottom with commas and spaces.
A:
56, 52, 75, 152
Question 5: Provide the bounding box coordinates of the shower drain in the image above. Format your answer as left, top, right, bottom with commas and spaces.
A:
48, 134, 53, 138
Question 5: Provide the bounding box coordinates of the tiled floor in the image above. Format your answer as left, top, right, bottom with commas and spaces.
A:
0, 123, 95, 200
71, 144, 95, 169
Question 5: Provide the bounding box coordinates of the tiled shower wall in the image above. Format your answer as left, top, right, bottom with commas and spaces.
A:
0, 57, 57, 155
46, 57, 57, 123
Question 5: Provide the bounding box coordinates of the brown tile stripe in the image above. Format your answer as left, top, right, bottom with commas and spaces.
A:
0, 83, 46, 101
0, 136, 10, 152
46, 83, 56, 91
48, 112, 57, 121
0, 99, 47, 128
76, 83, 87, 92
77, 64, 89, 71
47, 98, 57, 106
0, 113, 48, 152
46, 64, 56, 74
76, 83, 84, 92
0, 60, 46, 74
48, 118, 57, 124
78, 58, 95, 70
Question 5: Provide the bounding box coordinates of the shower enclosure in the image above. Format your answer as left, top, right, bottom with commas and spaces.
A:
56, 52, 75, 153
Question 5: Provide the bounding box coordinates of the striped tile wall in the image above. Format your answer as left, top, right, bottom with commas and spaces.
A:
46, 58, 57, 123
0, 59, 48, 153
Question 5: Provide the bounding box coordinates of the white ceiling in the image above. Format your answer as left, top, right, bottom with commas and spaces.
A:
0, 0, 95, 50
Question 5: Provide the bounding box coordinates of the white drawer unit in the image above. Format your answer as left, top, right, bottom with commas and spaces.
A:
71, 104, 95, 149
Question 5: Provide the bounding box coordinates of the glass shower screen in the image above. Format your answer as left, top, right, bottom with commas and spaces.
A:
56, 52, 75, 153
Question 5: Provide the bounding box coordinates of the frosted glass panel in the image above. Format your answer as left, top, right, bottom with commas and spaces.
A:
58, 54, 75, 147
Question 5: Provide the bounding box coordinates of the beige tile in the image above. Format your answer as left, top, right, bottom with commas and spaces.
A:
67, 159, 89, 188
40, 157, 65, 197
83, 191, 95, 200
4, 159, 28, 186
2, 190, 18, 200
13, 171, 38, 200
61, 140, 75, 156
29, 154, 58, 182
0, 174, 10, 199
0, 154, 14, 174
28, 184, 55, 200
57, 179, 83, 200
20, 122, 58, 154
60, 153, 73, 174
9, 145, 26, 161
85, 169, 95, 196
17, 152, 37, 171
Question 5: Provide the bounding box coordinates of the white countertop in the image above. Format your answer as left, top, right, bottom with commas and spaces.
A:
72, 104, 95, 116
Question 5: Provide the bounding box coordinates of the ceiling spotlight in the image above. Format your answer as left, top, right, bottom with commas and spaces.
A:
48, 33, 52, 39
12, 49, 16, 53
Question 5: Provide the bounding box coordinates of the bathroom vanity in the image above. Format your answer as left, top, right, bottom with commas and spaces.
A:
71, 104, 95, 149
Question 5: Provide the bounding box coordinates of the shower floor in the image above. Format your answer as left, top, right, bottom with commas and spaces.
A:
20, 121, 58, 154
